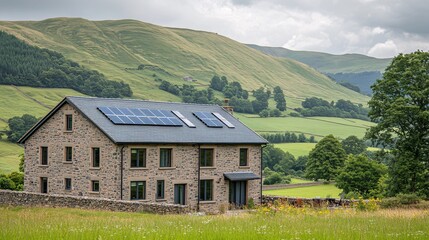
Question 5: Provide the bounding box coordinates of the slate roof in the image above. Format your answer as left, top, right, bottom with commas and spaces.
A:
18, 96, 268, 145
223, 172, 260, 181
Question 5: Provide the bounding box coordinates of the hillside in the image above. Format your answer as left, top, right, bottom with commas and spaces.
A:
247, 44, 392, 95
0, 18, 368, 105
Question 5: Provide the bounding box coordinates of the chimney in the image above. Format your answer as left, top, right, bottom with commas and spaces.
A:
222, 99, 234, 115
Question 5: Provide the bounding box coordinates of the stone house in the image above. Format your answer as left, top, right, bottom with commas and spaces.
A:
18, 96, 267, 212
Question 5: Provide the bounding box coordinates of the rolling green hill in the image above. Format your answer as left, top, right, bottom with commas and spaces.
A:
0, 18, 368, 105
247, 44, 391, 74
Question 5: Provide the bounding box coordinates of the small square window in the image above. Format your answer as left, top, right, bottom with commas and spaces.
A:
130, 181, 146, 200
92, 148, 100, 168
239, 148, 248, 166
65, 178, 72, 190
92, 180, 100, 192
160, 148, 172, 168
41, 147, 48, 165
66, 114, 73, 131
156, 180, 165, 199
200, 149, 214, 167
65, 147, 73, 162
131, 149, 146, 168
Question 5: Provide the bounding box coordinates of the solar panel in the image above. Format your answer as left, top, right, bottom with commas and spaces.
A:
97, 107, 183, 127
193, 112, 224, 128
172, 111, 196, 128
212, 112, 235, 128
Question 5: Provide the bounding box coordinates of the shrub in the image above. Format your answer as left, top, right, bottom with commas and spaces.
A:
289, 112, 300, 117
380, 193, 421, 209
247, 198, 255, 209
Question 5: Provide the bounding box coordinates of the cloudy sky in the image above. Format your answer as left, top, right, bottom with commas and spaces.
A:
1, 0, 428, 58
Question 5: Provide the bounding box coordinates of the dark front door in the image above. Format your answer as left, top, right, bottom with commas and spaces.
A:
174, 184, 186, 205
40, 177, 48, 194
229, 181, 247, 206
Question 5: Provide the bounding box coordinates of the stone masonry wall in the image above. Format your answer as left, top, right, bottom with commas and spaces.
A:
0, 190, 189, 214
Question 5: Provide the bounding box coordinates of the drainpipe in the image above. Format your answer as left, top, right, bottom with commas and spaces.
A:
120, 145, 125, 200
260, 144, 267, 205
197, 144, 201, 212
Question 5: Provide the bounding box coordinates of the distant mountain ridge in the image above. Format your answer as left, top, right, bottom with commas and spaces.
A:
0, 18, 368, 105
247, 44, 392, 95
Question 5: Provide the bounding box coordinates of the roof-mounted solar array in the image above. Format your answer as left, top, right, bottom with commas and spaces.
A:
172, 111, 196, 128
193, 112, 224, 128
98, 107, 183, 126
212, 112, 235, 128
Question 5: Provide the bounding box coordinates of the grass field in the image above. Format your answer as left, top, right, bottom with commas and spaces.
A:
0, 207, 428, 239
0, 139, 23, 174
290, 178, 313, 184
263, 184, 342, 198
237, 114, 374, 139
275, 143, 317, 157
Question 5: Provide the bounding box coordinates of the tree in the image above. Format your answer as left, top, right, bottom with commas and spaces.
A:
366, 51, 429, 197
7, 114, 38, 142
305, 134, 346, 181
341, 135, 367, 155
273, 86, 287, 111
336, 155, 387, 198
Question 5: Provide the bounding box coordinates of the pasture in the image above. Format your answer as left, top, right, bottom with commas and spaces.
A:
274, 142, 316, 157
0, 206, 427, 239
263, 183, 342, 198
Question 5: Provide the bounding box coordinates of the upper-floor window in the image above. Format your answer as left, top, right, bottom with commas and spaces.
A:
65, 147, 73, 162
131, 149, 146, 168
239, 148, 248, 166
130, 181, 146, 200
160, 148, 172, 168
65, 114, 73, 131
200, 148, 214, 167
40, 146, 48, 165
92, 147, 100, 168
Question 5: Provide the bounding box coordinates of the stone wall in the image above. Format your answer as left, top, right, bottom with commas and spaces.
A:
0, 190, 189, 214
262, 195, 353, 207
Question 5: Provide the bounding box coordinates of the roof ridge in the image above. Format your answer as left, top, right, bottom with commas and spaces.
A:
66, 96, 221, 107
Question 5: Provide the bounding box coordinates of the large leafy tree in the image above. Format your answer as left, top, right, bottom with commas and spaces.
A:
366, 51, 429, 197
305, 134, 346, 181
336, 155, 387, 198
7, 114, 38, 142
341, 135, 367, 155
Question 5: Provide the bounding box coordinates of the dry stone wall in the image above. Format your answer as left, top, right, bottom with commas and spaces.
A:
0, 190, 189, 214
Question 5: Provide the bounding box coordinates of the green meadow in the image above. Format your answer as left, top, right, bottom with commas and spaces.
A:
263, 183, 342, 198
0, 139, 23, 174
0, 207, 428, 239
274, 143, 317, 157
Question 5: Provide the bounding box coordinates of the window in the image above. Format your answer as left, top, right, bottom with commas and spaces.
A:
160, 148, 172, 167
156, 180, 165, 199
65, 178, 72, 190
199, 180, 213, 201
40, 177, 48, 194
92, 148, 100, 168
200, 149, 214, 167
131, 149, 146, 168
130, 181, 146, 200
239, 148, 248, 166
91, 180, 100, 192
65, 147, 73, 162
41, 147, 48, 165
65, 114, 73, 131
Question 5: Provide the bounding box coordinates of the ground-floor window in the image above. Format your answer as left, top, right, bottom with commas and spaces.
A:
130, 181, 146, 200
65, 178, 72, 190
199, 180, 213, 201
91, 180, 100, 192
156, 180, 165, 199
40, 177, 48, 194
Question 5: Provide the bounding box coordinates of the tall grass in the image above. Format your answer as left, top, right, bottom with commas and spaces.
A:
0, 206, 427, 239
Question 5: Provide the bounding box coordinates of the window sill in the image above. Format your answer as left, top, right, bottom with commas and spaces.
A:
129, 167, 148, 170
158, 167, 175, 170
65, 189, 72, 192
63, 130, 73, 133
131, 199, 150, 202
199, 200, 216, 204
89, 167, 101, 170
200, 166, 216, 169
156, 199, 167, 202
239, 166, 250, 169
38, 165, 49, 167
89, 191, 100, 194
62, 161, 73, 164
